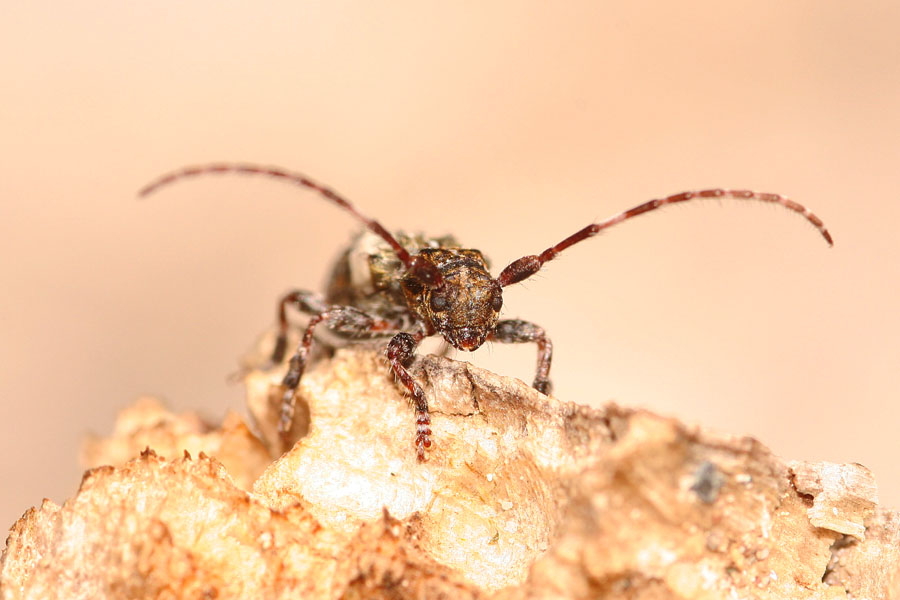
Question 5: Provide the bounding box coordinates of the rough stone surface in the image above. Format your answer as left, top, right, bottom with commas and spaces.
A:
2, 348, 898, 599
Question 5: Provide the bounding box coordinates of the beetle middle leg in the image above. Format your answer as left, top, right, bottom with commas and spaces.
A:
278, 305, 400, 446
490, 319, 554, 395
271, 290, 329, 364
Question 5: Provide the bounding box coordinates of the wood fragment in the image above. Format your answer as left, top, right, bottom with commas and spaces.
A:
2, 348, 897, 599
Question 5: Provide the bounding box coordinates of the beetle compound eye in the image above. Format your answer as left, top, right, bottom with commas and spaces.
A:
491, 294, 503, 312
430, 294, 449, 312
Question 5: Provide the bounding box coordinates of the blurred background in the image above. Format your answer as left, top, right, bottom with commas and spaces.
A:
2, 2, 898, 531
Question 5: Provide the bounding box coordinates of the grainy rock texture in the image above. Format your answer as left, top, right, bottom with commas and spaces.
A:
2, 348, 897, 599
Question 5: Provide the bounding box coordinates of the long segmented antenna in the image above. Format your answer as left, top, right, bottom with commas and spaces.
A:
497, 189, 833, 287
139, 163, 419, 269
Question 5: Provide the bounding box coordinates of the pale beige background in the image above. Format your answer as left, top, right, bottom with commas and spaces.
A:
2, 2, 898, 531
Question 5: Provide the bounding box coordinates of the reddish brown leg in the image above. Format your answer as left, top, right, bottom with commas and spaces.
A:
490, 320, 553, 395
386, 331, 431, 461
271, 290, 328, 364
278, 306, 400, 446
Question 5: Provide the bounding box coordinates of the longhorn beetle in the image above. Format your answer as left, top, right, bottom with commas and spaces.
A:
139, 164, 832, 461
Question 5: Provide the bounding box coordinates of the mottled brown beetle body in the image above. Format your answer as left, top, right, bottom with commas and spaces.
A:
139, 163, 833, 462
325, 231, 503, 352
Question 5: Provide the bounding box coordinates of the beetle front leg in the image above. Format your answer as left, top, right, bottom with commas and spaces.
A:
490, 319, 553, 395
386, 331, 431, 461
278, 306, 400, 448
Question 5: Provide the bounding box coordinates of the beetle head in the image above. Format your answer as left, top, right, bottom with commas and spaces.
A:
402, 248, 502, 351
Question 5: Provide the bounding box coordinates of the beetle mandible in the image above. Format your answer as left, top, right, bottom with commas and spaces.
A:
140, 164, 833, 461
